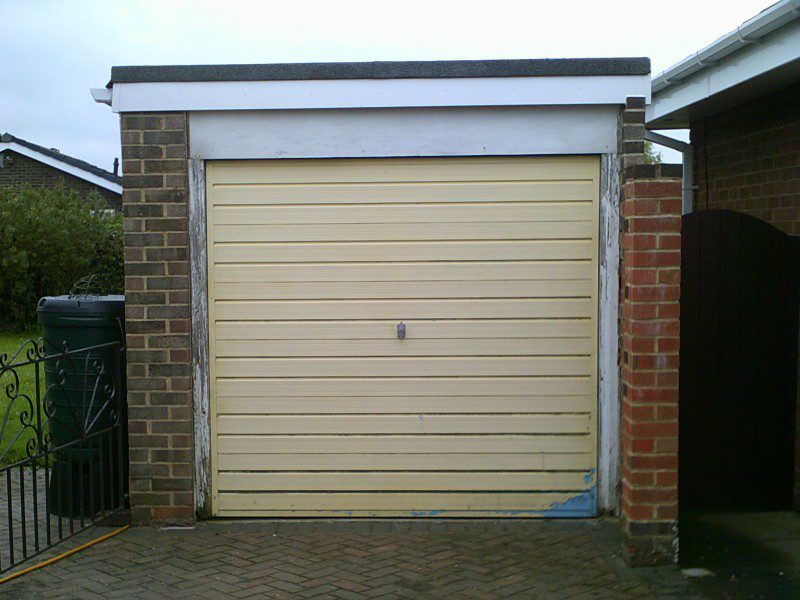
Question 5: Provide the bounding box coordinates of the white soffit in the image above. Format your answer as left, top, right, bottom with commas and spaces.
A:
188, 105, 620, 159
0, 141, 122, 194
111, 75, 650, 113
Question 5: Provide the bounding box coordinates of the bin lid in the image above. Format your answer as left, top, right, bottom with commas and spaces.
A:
37, 295, 125, 315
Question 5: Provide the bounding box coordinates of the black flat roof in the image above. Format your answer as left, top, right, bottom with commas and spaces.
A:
109, 58, 650, 85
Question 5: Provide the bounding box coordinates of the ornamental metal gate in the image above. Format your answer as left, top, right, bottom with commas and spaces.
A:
0, 337, 128, 573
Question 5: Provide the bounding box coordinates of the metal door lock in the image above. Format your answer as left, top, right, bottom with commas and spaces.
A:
397, 322, 406, 339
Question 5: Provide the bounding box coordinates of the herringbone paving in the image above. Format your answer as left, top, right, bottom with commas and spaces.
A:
0, 519, 699, 599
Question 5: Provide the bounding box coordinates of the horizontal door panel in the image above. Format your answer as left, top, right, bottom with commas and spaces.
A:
217, 491, 591, 514
213, 203, 595, 225
216, 414, 591, 435
215, 396, 592, 415
218, 471, 589, 492
212, 240, 594, 263
213, 299, 594, 320
215, 377, 595, 398
214, 319, 594, 341
217, 453, 594, 471
214, 338, 593, 358
215, 356, 594, 378
212, 220, 594, 242
207, 156, 598, 185
211, 182, 595, 205
212, 279, 593, 301
213, 261, 594, 283
217, 434, 594, 454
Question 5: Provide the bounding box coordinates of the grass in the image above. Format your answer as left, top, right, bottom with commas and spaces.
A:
0, 330, 43, 466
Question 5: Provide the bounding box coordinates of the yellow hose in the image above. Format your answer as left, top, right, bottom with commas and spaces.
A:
0, 524, 130, 585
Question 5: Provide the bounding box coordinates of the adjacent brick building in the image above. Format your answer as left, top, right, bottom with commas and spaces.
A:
0, 132, 122, 209
647, 0, 800, 544
690, 81, 800, 507
691, 82, 800, 233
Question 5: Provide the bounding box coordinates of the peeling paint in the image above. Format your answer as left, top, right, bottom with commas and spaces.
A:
540, 486, 597, 517
584, 468, 597, 485
598, 153, 621, 516
189, 158, 212, 518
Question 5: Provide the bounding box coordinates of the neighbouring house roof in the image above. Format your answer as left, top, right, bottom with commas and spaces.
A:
647, 0, 800, 128
0, 132, 122, 194
96, 57, 652, 113
107, 58, 651, 85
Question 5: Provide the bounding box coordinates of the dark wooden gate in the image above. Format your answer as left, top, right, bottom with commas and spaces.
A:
680, 209, 799, 512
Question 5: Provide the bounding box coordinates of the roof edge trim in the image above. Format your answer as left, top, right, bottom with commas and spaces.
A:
108, 57, 651, 86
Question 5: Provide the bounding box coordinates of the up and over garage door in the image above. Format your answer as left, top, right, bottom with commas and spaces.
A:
206, 156, 599, 517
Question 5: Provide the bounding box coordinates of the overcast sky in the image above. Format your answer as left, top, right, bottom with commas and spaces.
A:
1, 0, 773, 169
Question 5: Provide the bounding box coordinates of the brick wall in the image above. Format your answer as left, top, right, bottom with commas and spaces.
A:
0, 150, 121, 209
120, 112, 194, 526
619, 98, 681, 566
692, 82, 800, 234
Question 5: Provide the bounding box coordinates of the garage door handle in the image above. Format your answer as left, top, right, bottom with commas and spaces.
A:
397, 322, 406, 339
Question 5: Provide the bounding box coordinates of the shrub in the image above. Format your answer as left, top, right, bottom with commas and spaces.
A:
0, 185, 124, 330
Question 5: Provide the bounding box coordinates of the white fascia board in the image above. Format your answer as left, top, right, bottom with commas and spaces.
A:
648, 17, 800, 124
110, 75, 649, 113
0, 142, 122, 194
188, 105, 620, 160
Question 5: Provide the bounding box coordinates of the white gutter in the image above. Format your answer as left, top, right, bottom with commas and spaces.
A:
91, 88, 112, 105
652, 0, 800, 94
644, 131, 693, 215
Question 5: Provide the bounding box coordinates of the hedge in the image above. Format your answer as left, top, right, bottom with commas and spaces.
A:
0, 185, 124, 331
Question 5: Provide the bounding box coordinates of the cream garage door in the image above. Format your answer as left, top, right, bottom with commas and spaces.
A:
206, 156, 599, 517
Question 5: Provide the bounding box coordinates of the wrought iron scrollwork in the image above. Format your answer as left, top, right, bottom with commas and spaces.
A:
0, 335, 127, 572
0, 338, 123, 462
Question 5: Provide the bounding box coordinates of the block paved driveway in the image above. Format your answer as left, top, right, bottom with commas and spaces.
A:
0, 519, 698, 599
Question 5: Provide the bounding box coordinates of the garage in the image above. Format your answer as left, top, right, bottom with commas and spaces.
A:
205, 156, 599, 517
100, 58, 687, 555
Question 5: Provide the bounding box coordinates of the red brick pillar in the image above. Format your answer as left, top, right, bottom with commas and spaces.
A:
620, 163, 682, 565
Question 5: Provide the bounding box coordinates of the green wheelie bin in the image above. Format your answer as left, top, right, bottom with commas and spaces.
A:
37, 295, 127, 518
